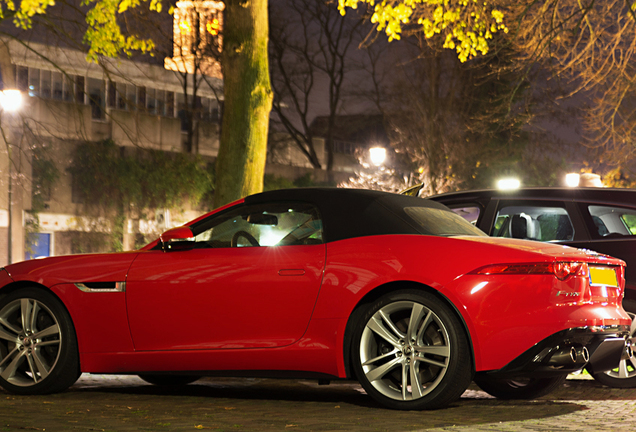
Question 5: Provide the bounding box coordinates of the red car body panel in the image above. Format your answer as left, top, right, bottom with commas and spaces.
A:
125, 244, 326, 350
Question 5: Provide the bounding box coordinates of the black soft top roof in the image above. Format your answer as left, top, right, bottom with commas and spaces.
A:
243, 188, 451, 243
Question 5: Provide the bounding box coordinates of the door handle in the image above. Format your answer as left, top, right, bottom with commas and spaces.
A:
278, 269, 305, 276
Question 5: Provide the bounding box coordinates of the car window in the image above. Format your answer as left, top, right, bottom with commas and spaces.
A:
588, 205, 636, 238
448, 206, 480, 225
493, 205, 574, 242
404, 207, 487, 237
193, 203, 323, 248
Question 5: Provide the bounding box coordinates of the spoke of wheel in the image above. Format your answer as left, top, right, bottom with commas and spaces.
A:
365, 356, 402, 383
0, 350, 25, 381
32, 324, 59, 340
0, 316, 22, 335
617, 358, 630, 379
415, 352, 448, 369
410, 363, 424, 399
31, 350, 50, 380
36, 339, 60, 347
29, 302, 41, 335
378, 310, 405, 340
416, 311, 434, 342
0, 347, 19, 369
25, 353, 39, 383
0, 327, 19, 342
367, 315, 400, 347
401, 363, 409, 400
416, 344, 451, 358
407, 304, 427, 342
20, 299, 32, 334
362, 349, 399, 366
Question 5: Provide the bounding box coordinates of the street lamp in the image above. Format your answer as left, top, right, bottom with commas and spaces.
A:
565, 173, 580, 187
497, 177, 521, 190
0, 90, 23, 112
369, 147, 387, 166
1, 89, 23, 265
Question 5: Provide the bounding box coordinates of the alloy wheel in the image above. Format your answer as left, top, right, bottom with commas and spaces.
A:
0, 298, 62, 387
359, 300, 451, 401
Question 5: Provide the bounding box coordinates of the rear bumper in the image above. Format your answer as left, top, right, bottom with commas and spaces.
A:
480, 325, 630, 379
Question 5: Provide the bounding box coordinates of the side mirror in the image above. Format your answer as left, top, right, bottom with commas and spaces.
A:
160, 226, 195, 251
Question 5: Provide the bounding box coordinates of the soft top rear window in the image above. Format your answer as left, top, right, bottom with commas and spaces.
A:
404, 207, 487, 237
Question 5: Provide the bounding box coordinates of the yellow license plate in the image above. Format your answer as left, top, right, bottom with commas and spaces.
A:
589, 266, 619, 287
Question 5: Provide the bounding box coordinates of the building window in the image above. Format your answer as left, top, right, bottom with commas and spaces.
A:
28, 69, 40, 97
156, 90, 165, 116
63, 75, 74, 102
126, 84, 137, 110
146, 88, 156, 114
16, 66, 28, 92
52, 72, 63, 100
75, 76, 85, 104
166, 91, 175, 117
87, 78, 105, 120
107, 81, 116, 108
117, 83, 127, 109
334, 140, 356, 155
40, 70, 51, 98
138, 86, 146, 111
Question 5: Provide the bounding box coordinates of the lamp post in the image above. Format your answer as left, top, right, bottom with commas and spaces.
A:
1, 89, 23, 265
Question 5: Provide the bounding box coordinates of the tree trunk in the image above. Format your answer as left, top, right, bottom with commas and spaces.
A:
214, 0, 273, 208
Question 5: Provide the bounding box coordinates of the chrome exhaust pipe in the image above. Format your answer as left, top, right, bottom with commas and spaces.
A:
574, 346, 590, 363
548, 346, 578, 365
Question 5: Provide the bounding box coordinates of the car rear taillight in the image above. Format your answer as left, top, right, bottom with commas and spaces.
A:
472, 262, 588, 281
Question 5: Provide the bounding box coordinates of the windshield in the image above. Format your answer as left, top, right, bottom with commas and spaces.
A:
404, 207, 486, 237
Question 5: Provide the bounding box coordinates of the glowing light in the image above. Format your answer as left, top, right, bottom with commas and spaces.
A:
207, 19, 220, 35
0, 90, 23, 112
178, 20, 191, 33
565, 173, 580, 187
497, 178, 520, 190
258, 227, 285, 246
470, 281, 488, 295
369, 147, 387, 166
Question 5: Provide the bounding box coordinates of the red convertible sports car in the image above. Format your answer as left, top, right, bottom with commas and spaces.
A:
0, 188, 631, 409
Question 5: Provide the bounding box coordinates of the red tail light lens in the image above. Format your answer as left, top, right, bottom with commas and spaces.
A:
472, 262, 588, 281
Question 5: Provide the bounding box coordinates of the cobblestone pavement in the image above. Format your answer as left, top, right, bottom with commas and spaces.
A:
0, 373, 634, 432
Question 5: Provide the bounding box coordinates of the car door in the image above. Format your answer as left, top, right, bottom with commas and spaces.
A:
571, 202, 636, 293
125, 202, 326, 351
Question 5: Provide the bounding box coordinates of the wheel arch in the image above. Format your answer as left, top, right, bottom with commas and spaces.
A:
0, 280, 52, 300
341, 280, 475, 379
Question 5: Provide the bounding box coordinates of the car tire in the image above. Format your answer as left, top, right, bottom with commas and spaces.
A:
0, 287, 80, 395
589, 299, 636, 388
351, 289, 473, 410
138, 374, 201, 386
473, 374, 566, 399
